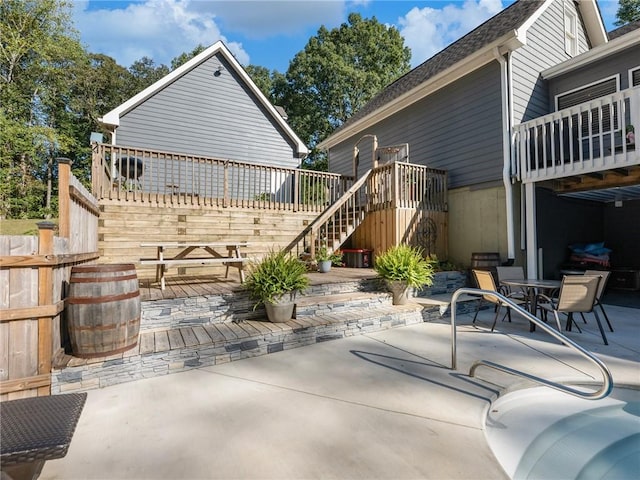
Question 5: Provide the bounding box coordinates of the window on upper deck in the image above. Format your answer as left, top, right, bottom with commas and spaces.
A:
564, 2, 578, 57
631, 67, 640, 87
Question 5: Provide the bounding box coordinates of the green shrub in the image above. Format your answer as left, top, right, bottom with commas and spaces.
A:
374, 244, 434, 288
315, 246, 343, 265
426, 253, 465, 272
245, 249, 310, 307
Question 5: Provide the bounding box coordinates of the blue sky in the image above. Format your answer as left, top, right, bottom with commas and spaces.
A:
72, 0, 622, 72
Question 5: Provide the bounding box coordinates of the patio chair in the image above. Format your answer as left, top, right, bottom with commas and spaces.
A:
495, 266, 528, 304
472, 269, 527, 331
583, 270, 613, 332
537, 275, 608, 345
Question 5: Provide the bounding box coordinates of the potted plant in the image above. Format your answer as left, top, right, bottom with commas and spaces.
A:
626, 125, 635, 145
245, 249, 310, 322
315, 246, 343, 273
374, 244, 435, 305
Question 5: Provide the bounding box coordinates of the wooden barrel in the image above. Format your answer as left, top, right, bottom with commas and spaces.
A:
471, 252, 501, 269
66, 264, 140, 358
470, 253, 500, 287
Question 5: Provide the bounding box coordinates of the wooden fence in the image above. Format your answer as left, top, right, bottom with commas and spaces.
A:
0, 160, 99, 399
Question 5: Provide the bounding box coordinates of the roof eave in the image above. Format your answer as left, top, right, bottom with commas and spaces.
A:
99, 41, 308, 156
100, 41, 227, 127
543, 29, 640, 79
578, 0, 608, 47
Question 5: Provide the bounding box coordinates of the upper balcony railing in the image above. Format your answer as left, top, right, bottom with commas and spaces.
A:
513, 87, 639, 184
91, 143, 351, 212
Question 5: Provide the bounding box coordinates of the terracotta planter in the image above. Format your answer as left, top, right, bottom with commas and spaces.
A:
264, 293, 296, 322
386, 280, 411, 305
318, 260, 332, 273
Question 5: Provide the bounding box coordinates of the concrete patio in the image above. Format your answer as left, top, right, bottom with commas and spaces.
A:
40, 302, 639, 479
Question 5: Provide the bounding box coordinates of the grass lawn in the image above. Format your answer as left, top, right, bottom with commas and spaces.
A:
0, 218, 58, 235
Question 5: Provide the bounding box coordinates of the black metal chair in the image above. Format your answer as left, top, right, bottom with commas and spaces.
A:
583, 270, 614, 332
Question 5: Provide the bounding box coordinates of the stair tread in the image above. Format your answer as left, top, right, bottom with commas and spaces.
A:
137, 302, 424, 355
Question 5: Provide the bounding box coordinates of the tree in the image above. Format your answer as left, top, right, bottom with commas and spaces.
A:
245, 65, 287, 107
281, 13, 411, 168
170, 44, 207, 70
0, 0, 87, 218
128, 57, 170, 98
614, 0, 640, 26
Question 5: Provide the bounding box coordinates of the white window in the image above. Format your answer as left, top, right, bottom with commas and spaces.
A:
556, 77, 622, 153
630, 66, 640, 87
564, 2, 577, 57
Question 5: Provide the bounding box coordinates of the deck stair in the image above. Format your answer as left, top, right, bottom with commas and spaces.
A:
286, 169, 372, 258
51, 276, 451, 394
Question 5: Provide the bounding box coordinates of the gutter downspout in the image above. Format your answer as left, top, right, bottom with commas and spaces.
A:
494, 47, 516, 264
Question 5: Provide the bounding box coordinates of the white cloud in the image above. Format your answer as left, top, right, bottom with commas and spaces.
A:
193, 0, 344, 39
397, 0, 504, 67
73, 0, 250, 67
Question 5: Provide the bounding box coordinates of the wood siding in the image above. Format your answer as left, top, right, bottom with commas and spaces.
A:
511, 0, 590, 124
547, 48, 640, 101
351, 209, 448, 261
328, 62, 503, 189
98, 203, 320, 280
115, 53, 300, 167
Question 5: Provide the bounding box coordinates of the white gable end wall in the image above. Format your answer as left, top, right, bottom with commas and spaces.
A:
511, 0, 590, 125
115, 53, 299, 168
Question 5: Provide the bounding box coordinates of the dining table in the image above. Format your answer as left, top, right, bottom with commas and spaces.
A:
500, 278, 561, 331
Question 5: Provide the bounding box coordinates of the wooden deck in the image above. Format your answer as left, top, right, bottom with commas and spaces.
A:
138, 267, 380, 301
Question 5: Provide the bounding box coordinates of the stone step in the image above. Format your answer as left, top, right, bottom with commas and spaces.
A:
294, 291, 392, 317
140, 278, 384, 331
52, 302, 440, 394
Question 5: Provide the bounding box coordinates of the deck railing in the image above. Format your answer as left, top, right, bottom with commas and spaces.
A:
369, 161, 448, 211
286, 161, 448, 257
513, 87, 639, 183
91, 143, 350, 212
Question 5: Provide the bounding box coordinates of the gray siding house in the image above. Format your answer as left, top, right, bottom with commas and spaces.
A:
319, 0, 639, 278
100, 41, 308, 167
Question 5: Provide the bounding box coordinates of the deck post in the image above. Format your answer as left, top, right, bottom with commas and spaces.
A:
293, 169, 299, 212
37, 222, 55, 396
223, 161, 229, 207
57, 158, 71, 239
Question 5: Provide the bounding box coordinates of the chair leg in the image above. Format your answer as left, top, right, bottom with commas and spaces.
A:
472, 299, 484, 324
597, 301, 614, 332
580, 313, 587, 324
592, 310, 608, 345
565, 312, 582, 332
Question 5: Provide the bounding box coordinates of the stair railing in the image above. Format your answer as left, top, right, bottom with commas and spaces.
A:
449, 287, 613, 400
285, 169, 373, 258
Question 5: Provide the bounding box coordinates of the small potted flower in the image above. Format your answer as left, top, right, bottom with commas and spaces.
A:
315, 246, 343, 273
374, 244, 435, 305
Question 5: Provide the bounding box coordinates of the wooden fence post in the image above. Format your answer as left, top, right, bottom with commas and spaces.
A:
37, 221, 55, 396
58, 158, 71, 239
